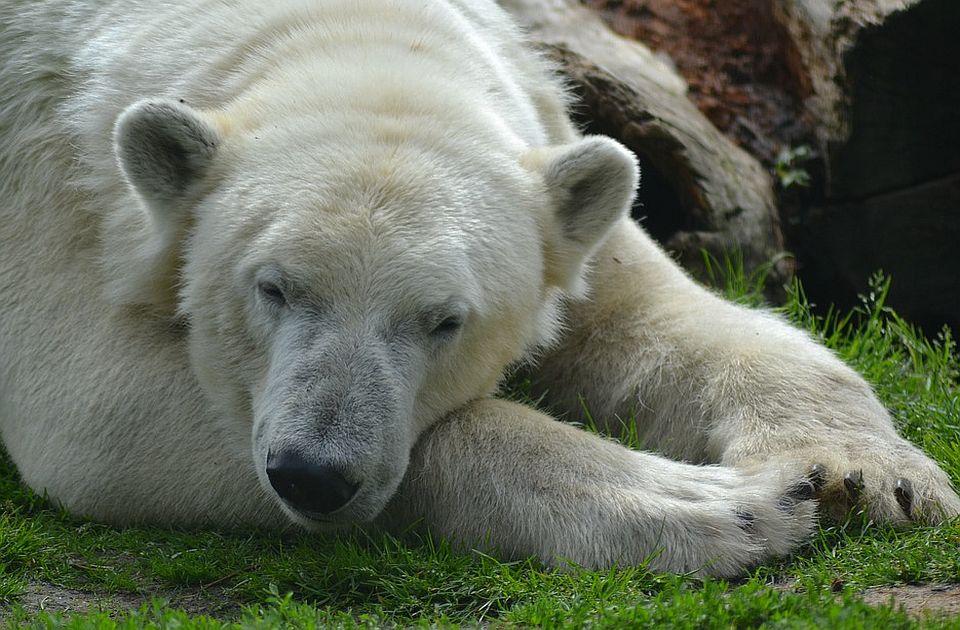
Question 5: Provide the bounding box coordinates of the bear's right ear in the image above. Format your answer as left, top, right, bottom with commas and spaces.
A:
107, 99, 222, 312
114, 99, 221, 211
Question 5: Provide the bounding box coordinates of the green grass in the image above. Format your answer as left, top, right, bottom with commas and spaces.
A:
2, 269, 960, 628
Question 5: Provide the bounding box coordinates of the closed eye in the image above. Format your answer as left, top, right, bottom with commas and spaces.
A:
258, 280, 287, 307
431, 315, 463, 336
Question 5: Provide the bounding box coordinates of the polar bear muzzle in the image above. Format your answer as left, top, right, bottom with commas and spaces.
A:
252, 317, 418, 526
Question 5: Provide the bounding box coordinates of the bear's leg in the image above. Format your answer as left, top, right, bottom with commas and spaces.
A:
379, 398, 818, 576
528, 217, 960, 525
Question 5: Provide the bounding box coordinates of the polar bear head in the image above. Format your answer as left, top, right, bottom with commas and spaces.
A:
112, 99, 637, 527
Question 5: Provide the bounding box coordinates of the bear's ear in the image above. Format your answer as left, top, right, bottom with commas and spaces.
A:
529, 136, 639, 296
106, 100, 222, 312
114, 99, 221, 210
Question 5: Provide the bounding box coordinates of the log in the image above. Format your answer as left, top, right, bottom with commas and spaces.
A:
500, 0, 792, 283
773, 0, 960, 331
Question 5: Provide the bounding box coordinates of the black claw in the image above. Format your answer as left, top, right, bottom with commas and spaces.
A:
843, 470, 864, 501
894, 478, 914, 518
808, 464, 828, 493
736, 508, 756, 532
777, 495, 797, 514
787, 477, 818, 502
778, 476, 816, 514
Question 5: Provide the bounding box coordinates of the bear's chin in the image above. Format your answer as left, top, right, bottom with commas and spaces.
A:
278, 501, 376, 530
270, 481, 398, 530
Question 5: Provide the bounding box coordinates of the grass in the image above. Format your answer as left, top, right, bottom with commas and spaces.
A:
2, 267, 960, 628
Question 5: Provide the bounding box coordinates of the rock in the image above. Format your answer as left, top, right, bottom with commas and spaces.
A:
796, 173, 960, 332
773, 0, 960, 331
773, 0, 960, 199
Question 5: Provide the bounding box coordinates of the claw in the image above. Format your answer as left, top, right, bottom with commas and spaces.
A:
736, 508, 756, 532
808, 464, 828, 493
782, 471, 819, 509
843, 470, 864, 502
777, 495, 797, 513
895, 478, 914, 518
790, 480, 817, 501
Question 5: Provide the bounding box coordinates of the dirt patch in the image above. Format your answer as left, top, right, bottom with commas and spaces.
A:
1, 581, 239, 621
582, 0, 814, 165
5, 580, 960, 621
774, 581, 960, 619
859, 583, 960, 618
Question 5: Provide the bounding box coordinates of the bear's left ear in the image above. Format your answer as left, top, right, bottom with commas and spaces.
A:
114, 99, 221, 211
527, 136, 639, 296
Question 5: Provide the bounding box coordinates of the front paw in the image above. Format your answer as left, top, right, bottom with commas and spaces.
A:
758, 442, 960, 525
619, 461, 821, 576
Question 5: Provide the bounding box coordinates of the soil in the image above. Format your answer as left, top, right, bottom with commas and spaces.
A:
859, 584, 960, 618
0, 581, 239, 622
582, 0, 815, 166
5, 580, 959, 621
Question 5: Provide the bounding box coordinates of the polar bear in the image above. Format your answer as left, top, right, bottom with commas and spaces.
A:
0, 0, 957, 578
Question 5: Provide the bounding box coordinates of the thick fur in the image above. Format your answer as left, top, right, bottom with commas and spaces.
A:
1, 0, 957, 578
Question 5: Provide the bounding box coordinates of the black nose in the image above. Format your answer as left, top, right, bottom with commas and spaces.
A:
266, 449, 358, 515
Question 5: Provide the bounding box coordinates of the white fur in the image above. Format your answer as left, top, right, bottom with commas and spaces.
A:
1, 0, 956, 577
